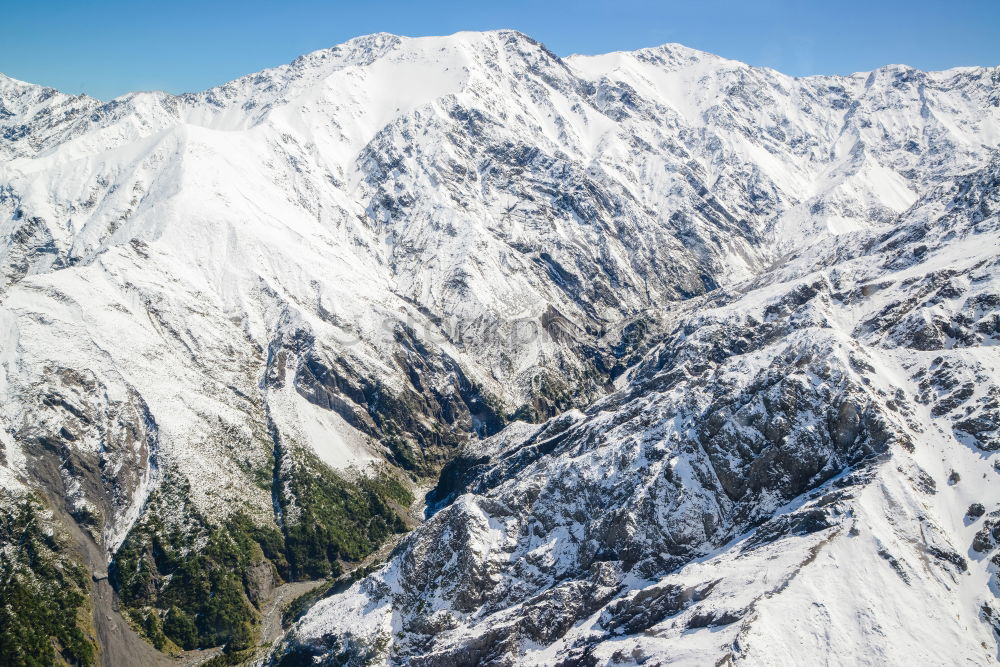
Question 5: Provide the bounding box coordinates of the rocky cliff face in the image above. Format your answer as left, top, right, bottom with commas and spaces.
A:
277, 155, 1000, 665
0, 30, 997, 665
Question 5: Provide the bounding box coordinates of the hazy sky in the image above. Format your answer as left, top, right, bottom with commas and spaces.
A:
3, 0, 998, 100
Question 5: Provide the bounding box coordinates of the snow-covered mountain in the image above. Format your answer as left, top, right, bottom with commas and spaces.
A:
279, 155, 1000, 666
0, 30, 997, 666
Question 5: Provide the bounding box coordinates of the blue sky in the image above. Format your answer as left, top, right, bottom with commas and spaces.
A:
3, 0, 998, 100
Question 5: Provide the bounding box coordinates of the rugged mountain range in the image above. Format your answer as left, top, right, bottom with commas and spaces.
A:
0, 30, 997, 666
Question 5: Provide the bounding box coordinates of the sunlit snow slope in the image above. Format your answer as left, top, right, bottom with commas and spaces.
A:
0, 30, 998, 666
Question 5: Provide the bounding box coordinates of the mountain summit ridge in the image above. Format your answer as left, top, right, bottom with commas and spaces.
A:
0, 30, 997, 666
4, 29, 996, 104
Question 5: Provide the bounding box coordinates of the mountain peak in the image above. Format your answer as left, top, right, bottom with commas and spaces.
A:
1, 28, 999, 666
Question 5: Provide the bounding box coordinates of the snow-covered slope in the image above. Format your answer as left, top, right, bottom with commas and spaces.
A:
278, 154, 1000, 667
0, 29, 997, 664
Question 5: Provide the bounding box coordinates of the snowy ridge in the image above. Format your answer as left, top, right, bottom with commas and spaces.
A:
0, 29, 997, 664
279, 152, 1000, 667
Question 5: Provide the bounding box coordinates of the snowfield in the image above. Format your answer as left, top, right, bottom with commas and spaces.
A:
0, 29, 997, 666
